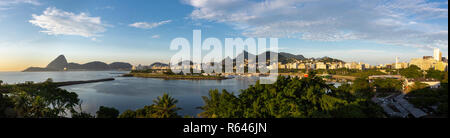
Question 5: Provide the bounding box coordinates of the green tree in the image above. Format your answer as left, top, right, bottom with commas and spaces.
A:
198, 75, 384, 118
96, 106, 119, 118
0, 94, 16, 118
72, 112, 95, 118
351, 78, 374, 98
408, 82, 429, 93
117, 94, 182, 118
400, 65, 423, 79
0, 80, 117, 118
372, 78, 403, 93
198, 89, 240, 118
407, 83, 448, 117
442, 72, 448, 84
426, 69, 445, 81
152, 93, 181, 118
118, 110, 137, 118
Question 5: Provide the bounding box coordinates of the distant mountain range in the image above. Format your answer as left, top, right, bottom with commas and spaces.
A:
23, 52, 343, 72
235, 51, 307, 64
173, 51, 341, 66
237, 51, 344, 64
23, 55, 132, 72
150, 62, 169, 68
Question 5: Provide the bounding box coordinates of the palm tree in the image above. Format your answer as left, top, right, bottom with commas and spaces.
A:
152, 93, 181, 118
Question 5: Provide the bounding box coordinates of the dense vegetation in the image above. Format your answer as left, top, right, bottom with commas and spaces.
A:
426, 69, 448, 81
406, 78, 448, 117
0, 79, 182, 118
398, 65, 424, 79
0, 79, 84, 118
371, 78, 404, 96
96, 106, 120, 118
198, 73, 385, 118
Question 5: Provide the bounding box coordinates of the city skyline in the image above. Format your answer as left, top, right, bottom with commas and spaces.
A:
0, 0, 448, 71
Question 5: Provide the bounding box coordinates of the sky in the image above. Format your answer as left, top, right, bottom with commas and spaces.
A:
0, 0, 448, 71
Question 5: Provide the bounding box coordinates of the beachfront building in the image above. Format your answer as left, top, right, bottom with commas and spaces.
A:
278, 63, 287, 70
376, 64, 386, 69
310, 63, 316, 70
344, 62, 358, 69
329, 63, 338, 70
298, 63, 307, 69
287, 63, 298, 69
357, 63, 367, 70
395, 62, 409, 69
316, 62, 328, 70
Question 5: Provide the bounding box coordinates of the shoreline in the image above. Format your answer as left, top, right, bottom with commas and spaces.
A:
21, 70, 131, 73
53, 78, 115, 87
124, 73, 229, 80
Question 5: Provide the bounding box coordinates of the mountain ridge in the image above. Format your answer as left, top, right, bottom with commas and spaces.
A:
169, 51, 342, 65
23, 55, 132, 72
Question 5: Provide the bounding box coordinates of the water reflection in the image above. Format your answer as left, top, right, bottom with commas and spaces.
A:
62, 77, 253, 116
1, 71, 341, 116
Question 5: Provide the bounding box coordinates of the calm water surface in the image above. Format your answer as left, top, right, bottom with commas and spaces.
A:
0, 71, 255, 116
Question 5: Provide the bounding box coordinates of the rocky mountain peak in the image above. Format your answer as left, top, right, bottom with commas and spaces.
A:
46, 55, 68, 70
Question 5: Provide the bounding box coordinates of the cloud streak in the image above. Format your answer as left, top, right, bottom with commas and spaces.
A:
129, 20, 172, 29
0, 0, 40, 10
152, 35, 161, 39
29, 7, 107, 38
0, 0, 40, 6
185, 0, 448, 49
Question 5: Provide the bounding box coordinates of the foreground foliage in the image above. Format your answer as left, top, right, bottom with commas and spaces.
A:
406, 82, 448, 117
0, 79, 83, 118
198, 74, 385, 118
118, 93, 181, 118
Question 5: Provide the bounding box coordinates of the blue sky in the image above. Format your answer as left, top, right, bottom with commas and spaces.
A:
0, 0, 448, 71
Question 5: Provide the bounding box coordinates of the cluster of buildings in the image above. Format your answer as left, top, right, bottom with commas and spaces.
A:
275, 61, 370, 70
132, 62, 170, 70
384, 48, 448, 71
133, 48, 448, 72
409, 48, 448, 71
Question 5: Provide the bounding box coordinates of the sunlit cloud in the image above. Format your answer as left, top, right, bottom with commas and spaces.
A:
29, 7, 107, 38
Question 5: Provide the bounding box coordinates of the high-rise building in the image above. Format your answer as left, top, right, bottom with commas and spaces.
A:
395, 57, 399, 69
434, 48, 442, 61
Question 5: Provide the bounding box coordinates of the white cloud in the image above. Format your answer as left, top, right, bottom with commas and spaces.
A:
185, 0, 448, 49
129, 20, 172, 29
151, 35, 161, 39
29, 7, 107, 38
